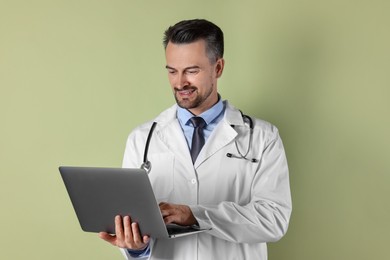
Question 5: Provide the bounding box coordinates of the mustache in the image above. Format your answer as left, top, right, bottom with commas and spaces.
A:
174, 86, 197, 92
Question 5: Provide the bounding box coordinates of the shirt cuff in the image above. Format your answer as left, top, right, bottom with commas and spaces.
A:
127, 244, 150, 258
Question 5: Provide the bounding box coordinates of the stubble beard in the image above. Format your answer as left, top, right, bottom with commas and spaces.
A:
174, 85, 214, 111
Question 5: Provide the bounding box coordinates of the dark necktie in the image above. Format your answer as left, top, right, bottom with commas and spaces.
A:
190, 117, 206, 163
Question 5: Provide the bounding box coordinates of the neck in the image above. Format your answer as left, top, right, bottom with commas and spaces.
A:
188, 94, 220, 116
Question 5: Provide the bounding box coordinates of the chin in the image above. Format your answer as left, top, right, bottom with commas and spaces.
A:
175, 97, 191, 108
177, 101, 193, 110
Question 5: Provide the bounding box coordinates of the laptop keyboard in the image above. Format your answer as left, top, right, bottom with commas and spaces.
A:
167, 224, 200, 235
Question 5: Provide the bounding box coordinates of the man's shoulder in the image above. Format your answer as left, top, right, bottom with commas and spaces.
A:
250, 116, 283, 145
252, 117, 276, 131
224, 101, 277, 131
129, 104, 178, 135
224, 102, 280, 142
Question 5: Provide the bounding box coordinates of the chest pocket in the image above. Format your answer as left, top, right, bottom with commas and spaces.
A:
198, 141, 258, 205
147, 153, 174, 203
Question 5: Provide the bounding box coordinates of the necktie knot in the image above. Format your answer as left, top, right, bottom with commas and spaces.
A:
190, 117, 206, 128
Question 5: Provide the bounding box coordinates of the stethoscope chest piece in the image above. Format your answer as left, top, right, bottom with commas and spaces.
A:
141, 161, 152, 174
141, 122, 157, 174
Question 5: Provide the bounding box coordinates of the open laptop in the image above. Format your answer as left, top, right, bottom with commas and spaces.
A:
59, 166, 209, 239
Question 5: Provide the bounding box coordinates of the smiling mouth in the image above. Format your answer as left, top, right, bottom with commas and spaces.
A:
175, 87, 196, 98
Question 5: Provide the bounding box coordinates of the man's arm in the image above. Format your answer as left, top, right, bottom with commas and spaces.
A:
190, 131, 292, 243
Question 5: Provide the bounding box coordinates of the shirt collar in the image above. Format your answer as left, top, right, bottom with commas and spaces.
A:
177, 96, 224, 127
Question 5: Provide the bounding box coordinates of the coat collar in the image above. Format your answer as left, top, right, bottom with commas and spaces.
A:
153, 100, 244, 127
153, 101, 244, 168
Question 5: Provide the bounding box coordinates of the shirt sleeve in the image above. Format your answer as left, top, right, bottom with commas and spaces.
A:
127, 245, 150, 258
120, 241, 153, 259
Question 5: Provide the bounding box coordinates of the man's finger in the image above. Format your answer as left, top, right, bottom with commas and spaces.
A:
131, 222, 143, 245
115, 215, 124, 242
161, 209, 171, 217
99, 232, 116, 245
123, 216, 133, 244
163, 214, 176, 224
160, 203, 175, 217
159, 202, 172, 211
143, 235, 150, 245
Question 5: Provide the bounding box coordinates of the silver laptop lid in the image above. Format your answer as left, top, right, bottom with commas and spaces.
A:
59, 166, 169, 238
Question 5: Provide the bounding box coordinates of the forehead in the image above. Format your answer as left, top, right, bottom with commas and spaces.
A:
165, 40, 210, 67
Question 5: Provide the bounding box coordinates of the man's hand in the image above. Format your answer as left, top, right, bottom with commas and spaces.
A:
99, 215, 150, 250
159, 202, 198, 226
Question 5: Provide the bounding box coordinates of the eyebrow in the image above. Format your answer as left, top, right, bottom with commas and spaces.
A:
165, 65, 200, 70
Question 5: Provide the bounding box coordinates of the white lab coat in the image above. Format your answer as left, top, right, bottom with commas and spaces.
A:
120, 101, 292, 260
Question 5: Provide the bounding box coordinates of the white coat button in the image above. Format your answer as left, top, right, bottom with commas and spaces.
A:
191, 179, 197, 184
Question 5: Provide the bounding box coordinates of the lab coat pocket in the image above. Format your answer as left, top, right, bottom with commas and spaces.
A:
147, 152, 174, 202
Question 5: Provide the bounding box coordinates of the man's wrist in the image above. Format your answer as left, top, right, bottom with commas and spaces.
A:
127, 244, 150, 258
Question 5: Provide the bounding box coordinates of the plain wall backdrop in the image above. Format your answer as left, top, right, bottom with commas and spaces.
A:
1, 0, 389, 259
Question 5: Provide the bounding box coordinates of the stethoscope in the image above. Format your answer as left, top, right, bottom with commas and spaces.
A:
226, 113, 259, 163
141, 113, 258, 174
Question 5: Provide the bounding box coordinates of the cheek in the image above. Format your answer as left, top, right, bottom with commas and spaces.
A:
196, 75, 210, 87
167, 76, 176, 87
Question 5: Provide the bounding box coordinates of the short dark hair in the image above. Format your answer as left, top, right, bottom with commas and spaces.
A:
163, 19, 224, 63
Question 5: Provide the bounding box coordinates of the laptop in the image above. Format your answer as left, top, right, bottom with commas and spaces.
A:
58, 166, 209, 239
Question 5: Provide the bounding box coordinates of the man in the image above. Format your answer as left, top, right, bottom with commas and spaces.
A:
99, 19, 292, 259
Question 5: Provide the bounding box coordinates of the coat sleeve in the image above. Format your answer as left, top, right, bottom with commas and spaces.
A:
190, 127, 292, 244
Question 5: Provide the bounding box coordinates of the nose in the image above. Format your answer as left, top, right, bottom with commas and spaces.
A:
174, 73, 189, 89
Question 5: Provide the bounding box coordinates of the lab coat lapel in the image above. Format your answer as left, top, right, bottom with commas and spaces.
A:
153, 105, 194, 169
157, 120, 193, 164
193, 121, 236, 168
194, 102, 244, 168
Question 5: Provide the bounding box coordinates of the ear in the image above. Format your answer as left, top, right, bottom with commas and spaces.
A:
215, 58, 225, 78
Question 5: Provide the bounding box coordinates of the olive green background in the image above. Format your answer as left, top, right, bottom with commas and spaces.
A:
1, 0, 389, 259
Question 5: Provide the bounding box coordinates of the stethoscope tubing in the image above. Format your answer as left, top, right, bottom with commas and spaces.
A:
141, 113, 258, 173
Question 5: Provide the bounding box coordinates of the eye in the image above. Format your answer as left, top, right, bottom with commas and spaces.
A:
167, 70, 176, 75
186, 69, 199, 75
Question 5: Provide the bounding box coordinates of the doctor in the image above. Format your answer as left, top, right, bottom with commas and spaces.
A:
99, 19, 292, 259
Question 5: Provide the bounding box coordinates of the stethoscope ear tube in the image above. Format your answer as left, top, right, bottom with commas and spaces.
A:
141, 121, 157, 174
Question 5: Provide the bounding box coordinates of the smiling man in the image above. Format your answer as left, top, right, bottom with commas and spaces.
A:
165, 39, 224, 115
99, 19, 292, 260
